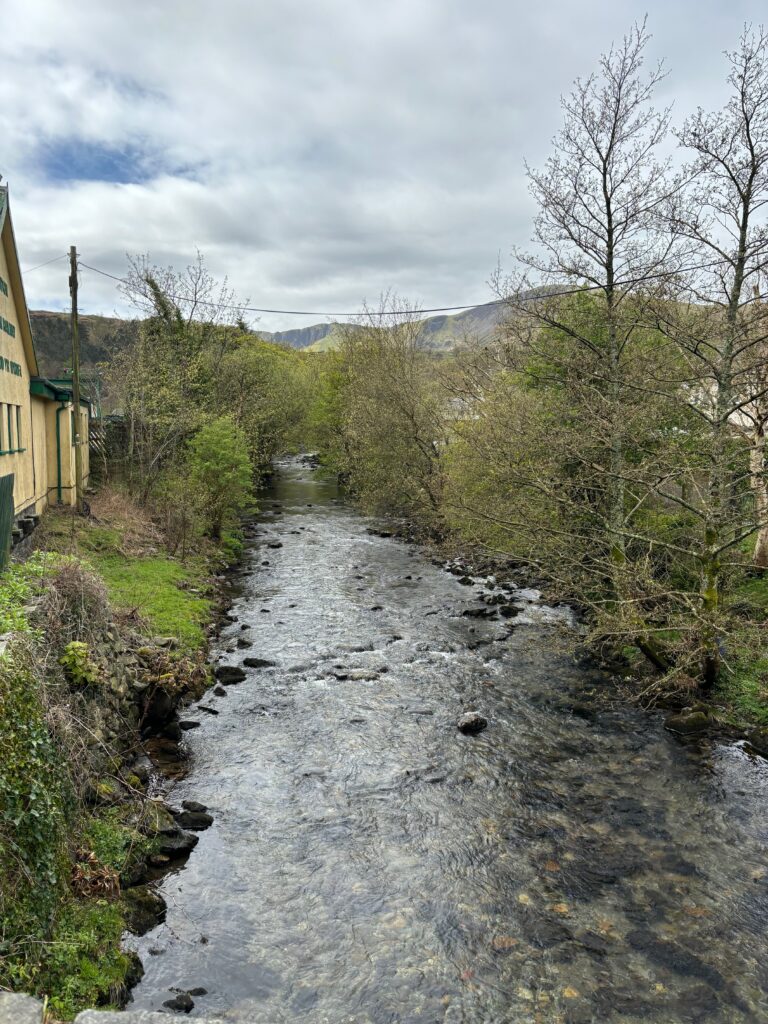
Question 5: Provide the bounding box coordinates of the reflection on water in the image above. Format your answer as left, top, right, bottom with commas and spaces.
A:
127, 458, 768, 1022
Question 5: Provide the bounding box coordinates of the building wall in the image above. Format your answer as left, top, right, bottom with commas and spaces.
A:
0, 221, 90, 515
0, 234, 42, 514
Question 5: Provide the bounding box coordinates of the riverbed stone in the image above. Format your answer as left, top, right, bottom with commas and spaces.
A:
457, 711, 488, 735
214, 665, 246, 684
163, 992, 194, 1012
626, 929, 725, 989
182, 799, 208, 812
174, 809, 214, 830
664, 710, 712, 735
243, 656, 277, 668
158, 828, 199, 857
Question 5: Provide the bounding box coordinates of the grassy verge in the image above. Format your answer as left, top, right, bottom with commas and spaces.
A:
36, 491, 215, 653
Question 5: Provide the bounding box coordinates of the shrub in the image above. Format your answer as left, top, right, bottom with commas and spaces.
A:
60, 641, 101, 690
188, 416, 253, 539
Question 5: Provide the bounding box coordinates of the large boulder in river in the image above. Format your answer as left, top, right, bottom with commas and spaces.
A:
215, 665, 246, 685
457, 711, 488, 735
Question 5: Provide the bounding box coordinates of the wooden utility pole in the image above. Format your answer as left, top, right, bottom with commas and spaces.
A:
69, 245, 84, 512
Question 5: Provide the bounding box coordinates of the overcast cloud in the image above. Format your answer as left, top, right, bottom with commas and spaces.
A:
0, 0, 763, 331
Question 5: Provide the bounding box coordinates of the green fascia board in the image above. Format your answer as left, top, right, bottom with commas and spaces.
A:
30, 376, 91, 407
30, 378, 62, 401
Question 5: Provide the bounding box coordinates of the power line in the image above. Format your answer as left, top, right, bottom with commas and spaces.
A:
77, 255, 766, 320
22, 253, 69, 274
77, 261, 487, 317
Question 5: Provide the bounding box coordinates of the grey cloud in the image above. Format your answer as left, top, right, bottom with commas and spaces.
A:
2, 0, 765, 330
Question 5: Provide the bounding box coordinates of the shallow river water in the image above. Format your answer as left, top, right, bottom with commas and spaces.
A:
128, 458, 768, 1023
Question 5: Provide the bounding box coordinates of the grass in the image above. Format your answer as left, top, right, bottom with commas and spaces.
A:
719, 657, 768, 727
731, 573, 768, 618
0, 554, 51, 634
86, 552, 211, 650
30, 900, 135, 1021
718, 573, 768, 726
36, 497, 214, 653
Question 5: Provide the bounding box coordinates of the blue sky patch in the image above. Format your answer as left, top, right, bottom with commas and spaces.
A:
38, 138, 156, 185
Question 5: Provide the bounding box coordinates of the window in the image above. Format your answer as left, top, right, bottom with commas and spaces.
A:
16, 406, 22, 451
0, 404, 5, 453
6, 404, 13, 453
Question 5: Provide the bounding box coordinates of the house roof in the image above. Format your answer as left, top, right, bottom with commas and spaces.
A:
0, 185, 41, 378
30, 376, 91, 407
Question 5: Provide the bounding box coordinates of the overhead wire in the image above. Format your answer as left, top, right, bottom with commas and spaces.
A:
77, 256, 767, 319
76, 261, 487, 317
22, 253, 69, 274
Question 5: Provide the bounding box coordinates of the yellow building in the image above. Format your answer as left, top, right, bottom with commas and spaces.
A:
0, 184, 90, 533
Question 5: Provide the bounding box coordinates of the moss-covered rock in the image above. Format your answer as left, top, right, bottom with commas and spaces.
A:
122, 886, 166, 936
664, 710, 713, 735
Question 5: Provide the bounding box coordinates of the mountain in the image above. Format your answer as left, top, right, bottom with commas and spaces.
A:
262, 300, 506, 352
29, 311, 139, 377
28, 300, 507, 377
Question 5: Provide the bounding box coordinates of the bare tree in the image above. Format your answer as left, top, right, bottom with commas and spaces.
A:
119, 250, 248, 328
649, 26, 768, 683
493, 21, 682, 591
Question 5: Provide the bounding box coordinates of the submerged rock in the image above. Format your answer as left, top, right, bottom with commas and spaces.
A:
215, 665, 246, 684
243, 656, 277, 669
457, 711, 488, 735
626, 929, 725, 990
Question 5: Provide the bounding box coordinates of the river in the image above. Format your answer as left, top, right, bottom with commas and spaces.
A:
127, 457, 768, 1023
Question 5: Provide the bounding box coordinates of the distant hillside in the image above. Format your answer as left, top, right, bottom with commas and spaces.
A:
262, 300, 506, 352
29, 300, 507, 376
29, 311, 139, 378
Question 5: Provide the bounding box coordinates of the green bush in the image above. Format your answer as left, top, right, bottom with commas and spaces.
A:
188, 415, 253, 539
29, 899, 135, 1020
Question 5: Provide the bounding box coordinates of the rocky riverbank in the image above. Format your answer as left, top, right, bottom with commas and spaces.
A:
372, 530, 768, 767
0, 492, 250, 1020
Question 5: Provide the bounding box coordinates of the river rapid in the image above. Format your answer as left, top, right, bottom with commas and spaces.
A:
127, 457, 768, 1023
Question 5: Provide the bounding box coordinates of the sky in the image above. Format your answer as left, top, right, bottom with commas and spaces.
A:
1, 0, 764, 332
